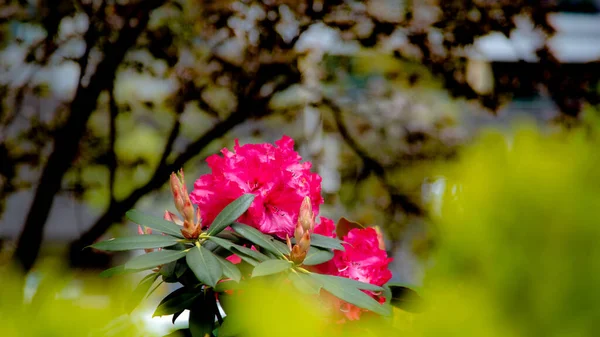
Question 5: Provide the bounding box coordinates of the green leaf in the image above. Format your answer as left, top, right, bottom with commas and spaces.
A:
90, 235, 180, 251
208, 236, 269, 266
251, 259, 292, 277
303, 247, 334, 266
288, 271, 322, 295
147, 280, 164, 299
127, 272, 160, 313
310, 234, 345, 251
175, 260, 188, 278
125, 250, 188, 271
207, 194, 255, 236
154, 287, 202, 317
216, 256, 242, 283
99, 265, 136, 278
387, 284, 425, 313
189, 293, 217, 337
311, 273, 391, 316
311, 273, 384, 291
230, 222, 289, 256
186, 245, 223, 287
126, 209, 184, 238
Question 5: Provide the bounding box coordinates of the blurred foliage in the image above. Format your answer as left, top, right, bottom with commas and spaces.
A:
0, 261, 150, 337
415, 114, 600, 337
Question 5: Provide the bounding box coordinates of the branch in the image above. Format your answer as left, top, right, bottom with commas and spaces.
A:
68, 107, 251, 267
324, 97, 423, 216
108, 85, 118, 201
13, 1, 166, 272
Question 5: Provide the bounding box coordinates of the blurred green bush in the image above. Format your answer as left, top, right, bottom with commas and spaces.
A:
214, 117, 600, 337
0, 262, 149, 337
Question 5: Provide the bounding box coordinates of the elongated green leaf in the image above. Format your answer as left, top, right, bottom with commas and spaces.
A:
126, 210, 184, 238
310, 234, 345, 251
311, 273, 383, 291
147, 280, 164, 299
207, 194, 255, 236
90, 235, 180, 251
230, 222, 289, 255
175, 261, 188, 278
311, 273, 390, 316
288, 271, 322, 295
251, 259, 292, 277
127, 272, 160, 313
186, 245, 223, 287
208, 236, 269, 265
216, 256, 242, 282
303, 247, 334, 266
154, 287, 202, 317
125, 250, 188, 271
99, 265, 136, 278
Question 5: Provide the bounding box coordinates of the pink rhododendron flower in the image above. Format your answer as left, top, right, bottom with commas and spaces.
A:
313, 216, 336, 238
316, 227, 393, 321
190, 136, 323, 238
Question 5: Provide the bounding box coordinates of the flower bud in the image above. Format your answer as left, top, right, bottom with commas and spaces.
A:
195, 208, 203, 229
298, 196, 314, 232
164, 211, 183, 226
294, 221, 304, 243
290, 245, 307, 265
286, 235, 293, 252
298, 231, 311, 253
181, 219, 202, 240
170, 172, 185, 216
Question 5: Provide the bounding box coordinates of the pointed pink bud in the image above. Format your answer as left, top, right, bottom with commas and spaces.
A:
164, 211, 183, 226
290, 245, 307, 265
294, 221, 304, 243
286, 235, 293, 251
196, 210, 202, 228
298, 231, 311, 253
182, 198, 195, 224
137, 225, 152, 235
298, 196, 314, 232
170, 172, 185, 215
181, 220, 201, 239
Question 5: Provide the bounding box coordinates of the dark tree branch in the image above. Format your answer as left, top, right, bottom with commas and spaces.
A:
324, 97, 423, 216
13, 1, 166, 272
68, 107, 251, 267
108, 86, 118, 202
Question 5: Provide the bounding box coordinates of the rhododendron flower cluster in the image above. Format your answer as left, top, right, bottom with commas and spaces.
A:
190, 136, 393, 319
93, 136, 400, 336
190, 136, 323, 239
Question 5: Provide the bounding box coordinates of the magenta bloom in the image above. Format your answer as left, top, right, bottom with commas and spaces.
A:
190, 136, 323, 238
333, 228, 393, 286
314, 227, 393, 320
314, 216, 336, 238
